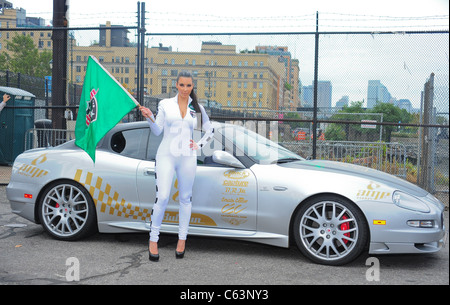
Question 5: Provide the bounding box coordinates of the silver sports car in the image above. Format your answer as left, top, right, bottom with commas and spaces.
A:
7, 121, 447, 265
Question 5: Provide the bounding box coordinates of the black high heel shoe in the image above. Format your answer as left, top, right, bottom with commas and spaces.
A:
149, 242, 159, 262
175, 250, 185, 259
175, 240, 185, 259
149, 251, 159, 262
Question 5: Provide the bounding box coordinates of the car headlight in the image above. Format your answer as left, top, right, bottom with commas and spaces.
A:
392, 191, 430, 213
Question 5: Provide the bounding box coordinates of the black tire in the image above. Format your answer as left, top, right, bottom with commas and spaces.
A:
38, 180, 97, 241
293, 195, 368, 265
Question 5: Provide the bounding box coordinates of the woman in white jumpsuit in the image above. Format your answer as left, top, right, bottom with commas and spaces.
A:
140, 71, 214, 261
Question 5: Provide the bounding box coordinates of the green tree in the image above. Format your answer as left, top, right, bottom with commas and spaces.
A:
0, 34, 52, 78
370, 102, 412, 142
324, 101, 412, 142
325, 101, 372, 141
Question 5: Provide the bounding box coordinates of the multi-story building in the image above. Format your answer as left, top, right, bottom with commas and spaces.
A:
70, 26, 301, 112
2, 4, 301, 113
367, 80, 392, 108
302, 81, 333, 109
0, 4, 51, 52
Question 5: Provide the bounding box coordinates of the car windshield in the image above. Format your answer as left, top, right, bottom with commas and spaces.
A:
220, 125, 304, 164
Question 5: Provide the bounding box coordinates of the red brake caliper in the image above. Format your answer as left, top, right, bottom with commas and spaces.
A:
341, 215, 350, 244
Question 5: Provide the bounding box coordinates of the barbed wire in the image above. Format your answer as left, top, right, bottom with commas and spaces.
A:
23, 10, 449, 31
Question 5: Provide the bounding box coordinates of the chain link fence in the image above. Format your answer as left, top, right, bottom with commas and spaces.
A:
1, 24, 448, 206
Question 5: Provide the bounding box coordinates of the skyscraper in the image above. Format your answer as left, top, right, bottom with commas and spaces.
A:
301, 81, 332, 109
367, 80, 392, 108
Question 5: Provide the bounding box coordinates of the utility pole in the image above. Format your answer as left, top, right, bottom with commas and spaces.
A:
52, 0, 69, 130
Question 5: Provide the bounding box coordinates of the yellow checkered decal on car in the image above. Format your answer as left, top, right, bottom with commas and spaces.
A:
74, 169, 151, 220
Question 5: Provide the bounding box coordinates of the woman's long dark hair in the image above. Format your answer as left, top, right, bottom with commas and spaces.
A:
177, 71, 202, 126
177, 71, 201, 113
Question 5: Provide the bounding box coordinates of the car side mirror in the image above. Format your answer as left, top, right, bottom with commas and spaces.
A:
212, 151, 245, 169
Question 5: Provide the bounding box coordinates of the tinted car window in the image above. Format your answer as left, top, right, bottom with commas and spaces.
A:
195, 129, 227, 166
110, 128, 149, 159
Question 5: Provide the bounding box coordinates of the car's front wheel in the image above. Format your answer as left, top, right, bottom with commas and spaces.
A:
293, 195, 369, 265
38, 180, 97, 241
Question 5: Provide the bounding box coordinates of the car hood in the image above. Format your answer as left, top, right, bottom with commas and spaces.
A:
279, 160, 428, 197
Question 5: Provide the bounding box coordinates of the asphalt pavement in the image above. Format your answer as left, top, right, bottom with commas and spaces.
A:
1, 185, 448, 288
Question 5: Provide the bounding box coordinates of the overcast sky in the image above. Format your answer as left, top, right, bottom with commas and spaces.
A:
10, 0, 450, 109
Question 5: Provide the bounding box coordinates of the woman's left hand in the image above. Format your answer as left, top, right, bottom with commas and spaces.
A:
190, 140, 198, 150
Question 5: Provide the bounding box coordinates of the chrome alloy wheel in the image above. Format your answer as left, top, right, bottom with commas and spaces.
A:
297, 199, 363, 264
40, 182, 93, 239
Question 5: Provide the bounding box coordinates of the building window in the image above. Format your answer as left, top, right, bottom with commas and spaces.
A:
161, 79, 167, 93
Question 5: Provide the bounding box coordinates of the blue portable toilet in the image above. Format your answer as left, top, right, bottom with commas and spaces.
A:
0, 86, 36, 165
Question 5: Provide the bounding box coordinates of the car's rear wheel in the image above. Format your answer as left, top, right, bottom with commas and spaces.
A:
293, 195, 368, 265
38, 180, 97, 241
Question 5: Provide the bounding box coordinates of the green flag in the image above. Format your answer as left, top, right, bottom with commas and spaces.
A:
75, 56, 138, 162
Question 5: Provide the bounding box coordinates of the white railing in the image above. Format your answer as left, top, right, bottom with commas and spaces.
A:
25, 128, 75, 151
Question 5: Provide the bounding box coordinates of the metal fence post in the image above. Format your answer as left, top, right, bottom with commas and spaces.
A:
312, 11, 319, 159
419, 73, 435, 191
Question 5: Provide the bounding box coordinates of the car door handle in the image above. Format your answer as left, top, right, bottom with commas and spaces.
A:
273, 186, 287, 191
144, 167, 156, 176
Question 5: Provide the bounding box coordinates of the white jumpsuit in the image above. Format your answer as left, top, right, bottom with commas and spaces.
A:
146, 94, 214, 242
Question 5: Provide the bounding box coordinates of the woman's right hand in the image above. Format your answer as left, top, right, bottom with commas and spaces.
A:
139, 106, 153, 119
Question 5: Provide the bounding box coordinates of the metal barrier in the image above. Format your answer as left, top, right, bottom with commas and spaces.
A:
24, 128, 75, 151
